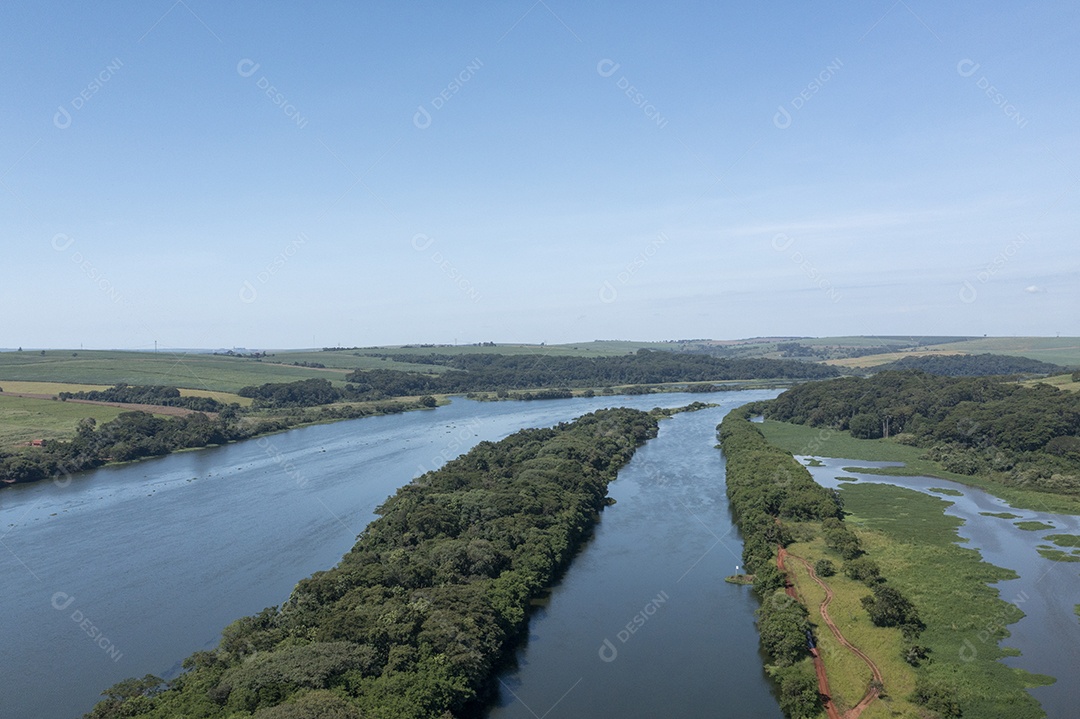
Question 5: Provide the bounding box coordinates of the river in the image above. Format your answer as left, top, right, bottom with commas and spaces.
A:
0, 392, 781, 719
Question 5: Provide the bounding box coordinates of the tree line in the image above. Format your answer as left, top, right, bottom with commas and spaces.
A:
340, 351, 838, 400
871, 352, 1065, 376
58, 384, 224, 413
86, 408, 660, 719
231, 353, 839, 409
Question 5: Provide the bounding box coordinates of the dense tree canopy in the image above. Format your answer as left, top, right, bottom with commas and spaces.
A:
764, 371, 1080, 494
871, 353, 1065, 377
59, 384, 223, 412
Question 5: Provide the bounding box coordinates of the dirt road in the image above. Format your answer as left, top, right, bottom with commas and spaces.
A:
778, 546, 883, 719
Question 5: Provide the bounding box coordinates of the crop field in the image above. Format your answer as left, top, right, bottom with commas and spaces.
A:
922, 337, 1080, 367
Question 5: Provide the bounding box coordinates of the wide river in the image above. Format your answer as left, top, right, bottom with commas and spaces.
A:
0, 392, 783, 719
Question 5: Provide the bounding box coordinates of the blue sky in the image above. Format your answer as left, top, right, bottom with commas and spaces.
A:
4, 1, 1077, 349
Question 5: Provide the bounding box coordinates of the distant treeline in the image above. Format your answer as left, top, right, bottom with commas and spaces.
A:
718, 409, 924, 719
0, 400, 425, 487
871, 353, 1065, 376
238, 378, 346, 408
344, 351, 838, 398
58, 384, 224, 413
766, 371, 1080, 493
87, 408, 659, 719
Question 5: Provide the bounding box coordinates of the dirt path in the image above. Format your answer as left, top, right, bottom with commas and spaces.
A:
779, 547, 841, 719
779, 546, 883, 719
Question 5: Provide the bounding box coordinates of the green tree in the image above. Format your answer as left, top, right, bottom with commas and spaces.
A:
813, 559, 835, 577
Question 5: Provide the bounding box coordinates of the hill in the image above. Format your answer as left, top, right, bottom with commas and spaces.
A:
871, 353, 1065, 376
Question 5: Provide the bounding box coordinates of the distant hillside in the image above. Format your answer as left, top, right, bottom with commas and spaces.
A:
872, 353, 1065, 377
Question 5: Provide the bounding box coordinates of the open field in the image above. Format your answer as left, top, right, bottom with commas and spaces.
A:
0, 395, 131, 449
825, 350, 967, 368
784, 535, 919, 718
1024, 374, 1080, 392
0, 351, 421, 393
921, 337, 1080, 367
758, 420, 1080, 515
841, 483, 1052, 719
813, 337, 1080, 369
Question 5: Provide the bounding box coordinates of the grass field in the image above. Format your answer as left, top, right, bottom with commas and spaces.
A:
784, 535, 919, 718
840, 483, 1053, 719
0, 395, 131, 449
824, 350, 966, 368
817, 337, 1080, 369
922, 337, 1080, 368
0, 351, 336, 392
1024, 374, 1080, 392
758, 420, 1080, 515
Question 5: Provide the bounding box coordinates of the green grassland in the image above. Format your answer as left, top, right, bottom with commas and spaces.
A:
758, 420, 1080, 515
784, 534, 920, 718
840, 482, 1053, 719
0, 351, 341, 392
0, 350, 449, 393
0, 395, 131, 448
814, 336, 1080, 369
980, 512, 1021, 519
1024, 374, 1080, 392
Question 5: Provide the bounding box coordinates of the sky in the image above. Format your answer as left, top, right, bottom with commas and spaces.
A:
3, 1, 1078, 349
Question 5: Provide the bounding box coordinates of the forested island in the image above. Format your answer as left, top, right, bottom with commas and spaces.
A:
85, 408, 661, 719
